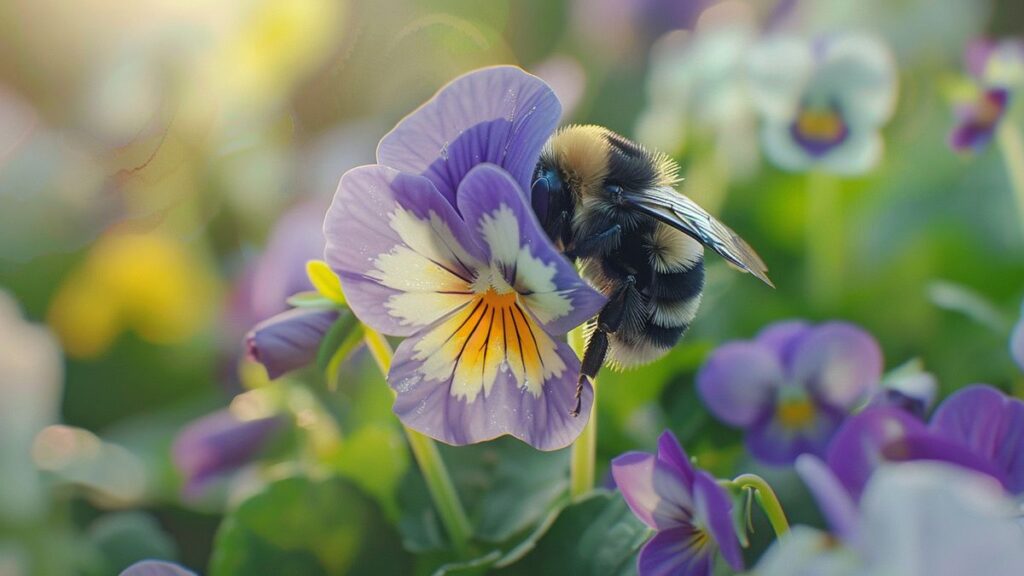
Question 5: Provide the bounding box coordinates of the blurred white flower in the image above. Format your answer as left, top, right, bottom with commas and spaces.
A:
0, 291, 62, 522
747, 33, 897, 175
636, 1, 760, 179
755, 461, 1024, 576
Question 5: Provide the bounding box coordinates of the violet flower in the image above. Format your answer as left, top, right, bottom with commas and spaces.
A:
172, 409, 284, 498
611, 430, 743, 576
325, 65, 605, 450
246, 307, 340, 380
697, 320, 882, 465
930, 384, 1024, 493
762, 459, 1024, 576
825, 403, 1009, 500
949, 39, 1024, 153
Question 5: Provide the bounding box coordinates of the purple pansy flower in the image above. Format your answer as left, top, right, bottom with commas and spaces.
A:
697, 320, 882, 465
611, 430, 744, 576
825, 406, 1002, 500
172, 409, 284, 498
325, 66, 605, 450
949, 39, 1024, 153
866, 359, 937, 419
777, 458, 1024, 576
930, 384, 1024, 493
246, 307, 340, 379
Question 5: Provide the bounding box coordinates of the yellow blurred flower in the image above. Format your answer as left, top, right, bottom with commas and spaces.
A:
48, 233, 219, 357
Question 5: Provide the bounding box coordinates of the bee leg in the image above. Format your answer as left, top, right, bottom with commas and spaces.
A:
571, 274, 635, 417
566, 224, 622, 260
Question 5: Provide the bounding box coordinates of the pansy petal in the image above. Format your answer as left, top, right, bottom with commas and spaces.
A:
794, 454, 860, 542
790, 322, 882, 410
389, 319, 591, 451
611, 452, 695, 530
693, 471, 744, 571
245, 308, 339, 379
755, 320, 812, 369
172, 410, 283, 498
746, 36, 813, 120
931, 384, 1024, 493
456, 164, 605, 334
819, 130, 883, 176
816, 33, 897, 127
966, 39, 996, 79
637, 526, 713, 576
761, 120, 815, 173
325, 165, 484, 337
657, 430, 696, 487
826, 407, 928, 499
377, 66, 561, 203
697, 342, 783, 427
746, 402, 844, 465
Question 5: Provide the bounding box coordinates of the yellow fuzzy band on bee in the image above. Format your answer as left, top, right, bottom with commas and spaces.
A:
543, 124, 610, 198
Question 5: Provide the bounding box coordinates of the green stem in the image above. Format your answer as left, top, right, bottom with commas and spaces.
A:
568, 325, 596, 499
997, 122, 1024, 235
362, 328, 473, 556
729, 474, 790, 537
806, 171, 843, 310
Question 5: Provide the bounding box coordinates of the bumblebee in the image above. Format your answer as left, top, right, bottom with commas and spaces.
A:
531, 125, 773, 416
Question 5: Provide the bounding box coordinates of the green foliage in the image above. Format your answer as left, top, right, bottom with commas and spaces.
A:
209, 475, 413, 576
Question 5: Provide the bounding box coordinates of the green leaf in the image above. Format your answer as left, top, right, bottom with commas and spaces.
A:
209, 475, 412, 576
493, 491, 650, 576
285, 292, 336, 309
314, 313, 359, 375
334, 424, 409, 520
397, 438, 570, 552
83, 512, 180, 576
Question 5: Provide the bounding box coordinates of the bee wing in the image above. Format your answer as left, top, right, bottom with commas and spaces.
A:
622, 187, 774, 287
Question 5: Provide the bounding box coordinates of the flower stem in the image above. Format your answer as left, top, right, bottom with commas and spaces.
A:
730, 473, 790, 537
806, 171, 843, 310
997, 122, 1024, 235
568, 325, 596, 499
361, 327, 473, 556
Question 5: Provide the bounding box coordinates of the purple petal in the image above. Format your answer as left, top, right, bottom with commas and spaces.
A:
389, 328, 591, 451
455, 164, 605, 334
611, 452, 695, 530
966, 39, 996, 78
696, 342, 783, 427
637, 527, 713, 576
249, 199, 327, 320
931, 384, 1024, 493
790, 322, 882, 410
755, 320, 812, 369
746, 402, 845, 465
1012, 316, 1024, 373
119, 561, 197, 576
324, 164, 485, 337
172, 410, 283, 498
794, 454, 859, 542
826, 407, 928, 499
377, 66, 561, 204
693, 471, 744, 571
657, 430, 696, 488
949, 89, 1008, 154
245, 308, 339, 379
883, 432, 1009, 489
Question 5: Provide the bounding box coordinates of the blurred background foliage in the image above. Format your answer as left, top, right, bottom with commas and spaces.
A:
1, 0, 1024, 574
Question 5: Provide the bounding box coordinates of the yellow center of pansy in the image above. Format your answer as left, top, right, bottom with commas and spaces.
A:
795, 109, 846, 142
775, 396, 817, 429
